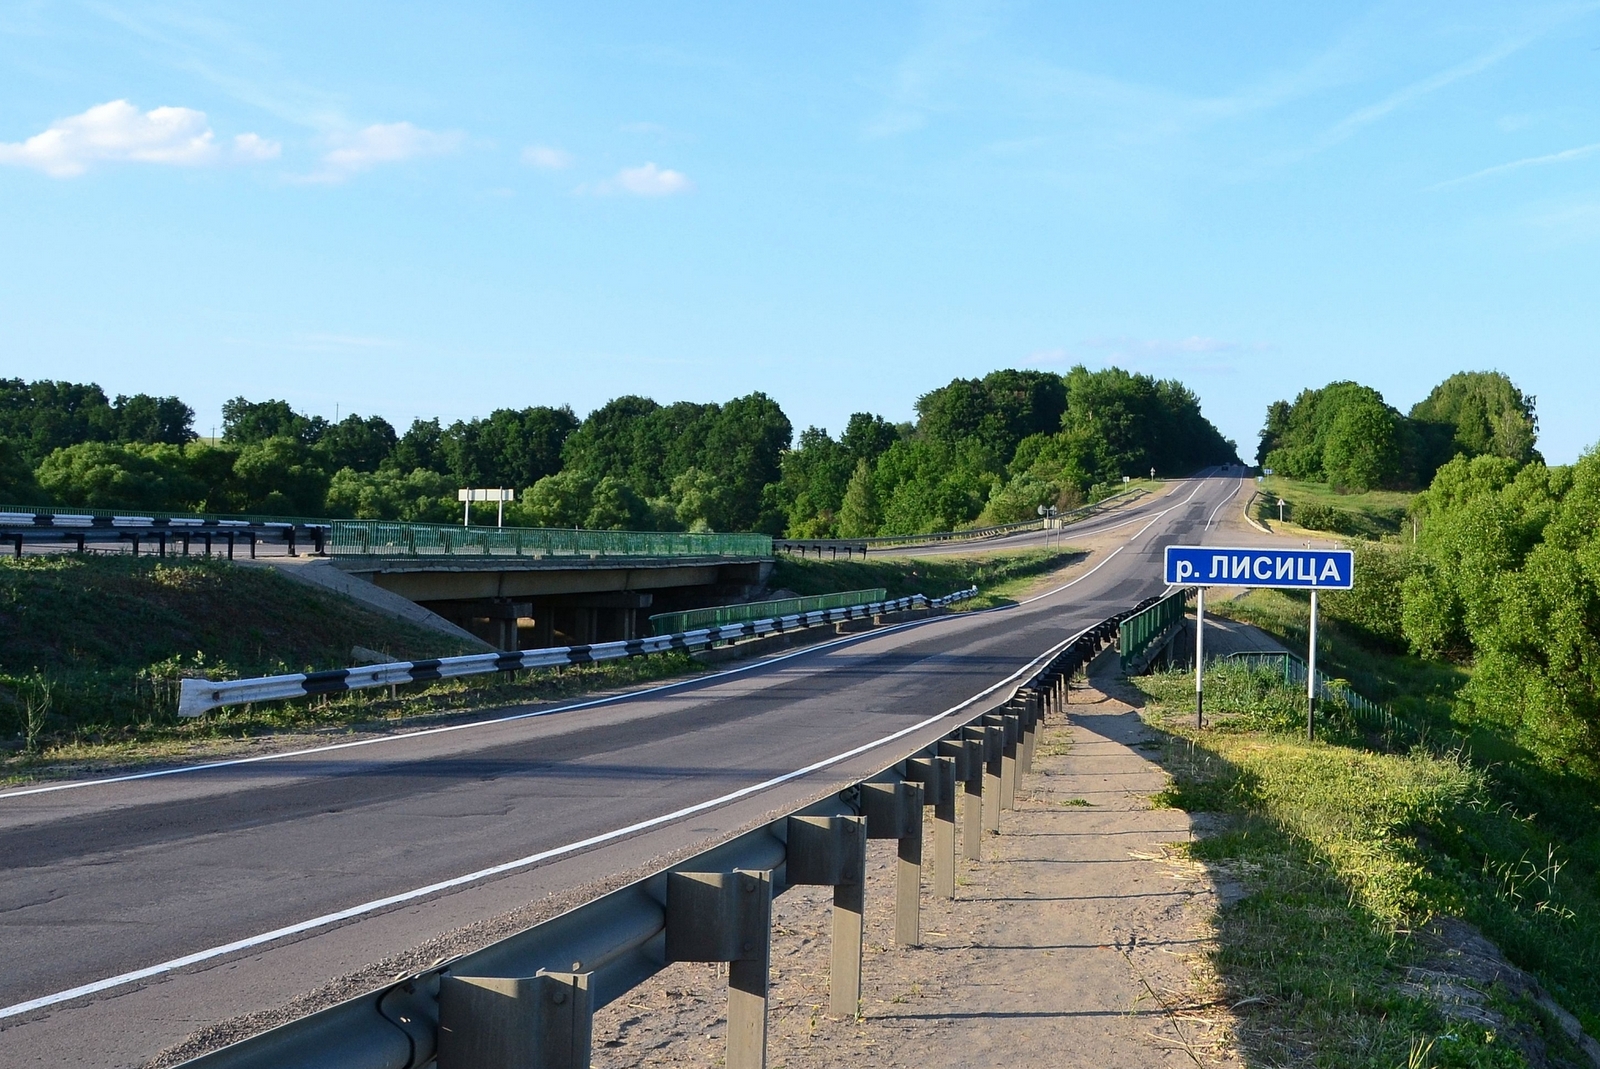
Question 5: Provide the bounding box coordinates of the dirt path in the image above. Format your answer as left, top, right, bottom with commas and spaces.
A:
591, 657, 1240, 1068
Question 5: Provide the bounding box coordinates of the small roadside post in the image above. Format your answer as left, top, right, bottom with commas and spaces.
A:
1036, 504, 1058, 548
1165, 545, 1354, 739
1277, 498, 1286, 523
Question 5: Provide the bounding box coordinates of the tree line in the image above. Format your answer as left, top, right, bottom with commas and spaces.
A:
0, 365, 1238, 534
1257, 371, 1539, 491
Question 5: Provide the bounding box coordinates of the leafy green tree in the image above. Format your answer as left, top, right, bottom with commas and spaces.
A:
221, 397, 326, 446
841, 412, 899, 464
315, 414, 397, 474
0, 380, 194, 463
1322, 397, 1402, 490
34, 442, 202, 510
519, 469, 595, 528
837, 458, 880, 536
110, 393, 195, 445
227, 436, 331, 515
1410, 370, 1539, 466
325, 467, 455, 521
441, 405, 578, 488
0, 439, 39, 502
586, 476, 647, 530
773, 427, 852, 537
388, 419, 446, 474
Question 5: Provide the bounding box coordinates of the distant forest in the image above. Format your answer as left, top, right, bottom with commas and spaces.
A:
0, 366, 1237, 535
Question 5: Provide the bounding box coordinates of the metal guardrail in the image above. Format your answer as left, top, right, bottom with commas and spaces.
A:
175, 598, 1144, 1069
178, 588, 976, 717
649, 589, 888, 635
329, 521, 771, 560
775, 488, 1149, 557
1118, 588, 1195, 672
0, 506, 330, 558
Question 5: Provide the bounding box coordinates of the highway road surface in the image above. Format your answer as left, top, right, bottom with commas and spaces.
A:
0, 470, 1251, 1068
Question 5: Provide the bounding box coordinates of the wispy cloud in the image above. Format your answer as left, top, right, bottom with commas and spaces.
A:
589, 162, 693, 196
1430, 140, 1600, 190
522, 144, 573, 170
0, 99, 277, 177
307, 122, 463, 182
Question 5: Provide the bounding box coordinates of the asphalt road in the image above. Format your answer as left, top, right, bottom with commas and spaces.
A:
0, 470, 1249, 1068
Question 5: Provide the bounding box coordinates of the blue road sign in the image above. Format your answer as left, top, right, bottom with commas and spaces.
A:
1165, 545, 1354, 589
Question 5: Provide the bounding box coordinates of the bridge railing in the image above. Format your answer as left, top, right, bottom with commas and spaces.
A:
648, 588, 888, 635
328, 521, 772, 560
1118, 588, 1195, 671
174, 597, 1142, 1069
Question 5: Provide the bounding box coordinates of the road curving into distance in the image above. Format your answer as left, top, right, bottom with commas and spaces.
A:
0, 469, 1251, 1069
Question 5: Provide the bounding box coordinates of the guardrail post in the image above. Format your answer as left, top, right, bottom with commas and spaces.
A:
981, 724, 1003, 832
1004, 711, 1019, 808
862, 780, 924, 946
1021, 692, 1039, 774
909, 755, 957, 899
438, 971, 592, 1069
666, 869, 772, 1068
987, 713, 1019, 810
952, 731, 985, 861
785, 815, 866, 1018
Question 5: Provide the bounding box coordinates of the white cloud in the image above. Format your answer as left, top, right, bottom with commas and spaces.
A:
596, 161, 692, 196
231, 132, 280, 161
0, 99, 273, 177
311, 122, 463, 181
522, 144, 572, 170
1430, 140, 1600, 191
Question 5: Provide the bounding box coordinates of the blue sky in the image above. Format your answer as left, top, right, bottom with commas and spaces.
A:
2, 2, 1597, 462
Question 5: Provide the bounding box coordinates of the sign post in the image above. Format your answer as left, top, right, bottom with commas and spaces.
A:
457, 488, 516, 528
1194, 587, 1205, 727
1164, 546, 1354, 739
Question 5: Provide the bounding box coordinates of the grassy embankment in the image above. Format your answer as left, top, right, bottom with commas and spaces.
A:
2, 546, 1081, 779
1252, 475, 1414, 540
1132, 588, 1600, 1068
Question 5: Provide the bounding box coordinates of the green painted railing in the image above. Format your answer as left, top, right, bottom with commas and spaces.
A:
329, 521, 772, 560
1119, 589, 1193, 671
649, 588, 888, 636
1219, 651, 1410, 737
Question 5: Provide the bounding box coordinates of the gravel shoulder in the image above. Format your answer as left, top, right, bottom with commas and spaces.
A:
590, 654, 1242, 1068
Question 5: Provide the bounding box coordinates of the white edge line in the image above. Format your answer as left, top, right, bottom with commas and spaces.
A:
0, 616, 1101, 1021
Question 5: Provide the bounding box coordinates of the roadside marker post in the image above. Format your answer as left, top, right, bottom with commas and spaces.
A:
1164, 546, 1354, 738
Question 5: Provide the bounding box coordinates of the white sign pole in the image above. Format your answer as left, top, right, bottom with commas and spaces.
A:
463, 497, 470, 528
1194, 587, 1205, 728
1307, 590, 1318, 741
497, 489, 505, 528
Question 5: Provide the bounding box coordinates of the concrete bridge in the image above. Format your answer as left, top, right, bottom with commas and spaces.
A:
322, 521, 775, 650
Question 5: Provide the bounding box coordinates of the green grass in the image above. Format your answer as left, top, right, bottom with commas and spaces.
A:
770, 547, 1086, 611
0, 554, 706, 780
1256, 475, 1415, 540
1134, 594, 1600, 1066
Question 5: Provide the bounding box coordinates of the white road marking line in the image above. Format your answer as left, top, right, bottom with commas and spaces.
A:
1204, 476, 1245, 529
0, 617, 1101, 1021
